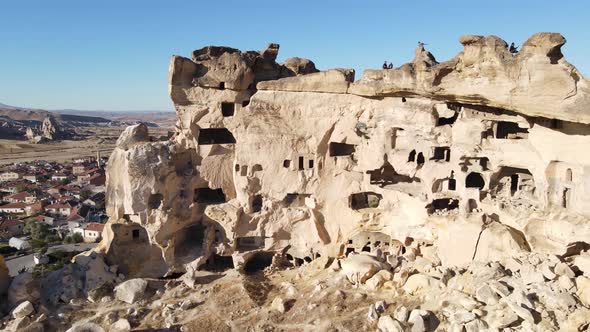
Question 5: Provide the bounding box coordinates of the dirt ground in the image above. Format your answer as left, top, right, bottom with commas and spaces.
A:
0, 126, 170, 165
45, 258, 404, 332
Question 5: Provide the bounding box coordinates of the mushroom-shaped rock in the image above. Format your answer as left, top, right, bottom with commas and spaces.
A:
521, 32, 566, 60
116, 123, 149, 150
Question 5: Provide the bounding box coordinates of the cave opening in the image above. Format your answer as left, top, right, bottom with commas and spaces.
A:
221, 102, 235, 117
148, 193, 163, 209
174, 223, 205, 260
510, 174, 519, 193
243, 251, 275, 274
197, 128, 236, 145
432, 147, 451, 162
252, 195, 263, 212
350, 192, 382, 210
417, 152, 425, 165
329, 142, 356, 157
194, 187, 226, 204
495, 121, 529, 139
429, 198, 460, 214
201, 254, 234, 272
408, 150, 416, 162
466, 172, 485, 190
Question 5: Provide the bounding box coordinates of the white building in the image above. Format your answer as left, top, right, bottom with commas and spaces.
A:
0, 172, 20, 182
9, 237, 30, 250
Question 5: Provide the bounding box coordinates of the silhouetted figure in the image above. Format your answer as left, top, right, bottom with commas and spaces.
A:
509, 42, 519, 54
383, 61, 388, 69
388, 62, 393, 69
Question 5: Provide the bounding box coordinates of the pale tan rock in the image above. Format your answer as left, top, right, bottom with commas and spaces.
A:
340, 254, 387, 284
573, 254, 590, 276
378, 315, 404, 332
257, 69, 354, 94
66, 322, 105, 332
282, 57, 318, 76
271, 296, 286, 313
114, 278, 147, 304
402, 274, 440, 295
11, 300, 34, 318
576, 276, 590, 306
101, 35, 590, 292
110, 318, 131, 332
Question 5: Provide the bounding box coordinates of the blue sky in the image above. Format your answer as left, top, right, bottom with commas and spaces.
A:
1, 0, 588, 111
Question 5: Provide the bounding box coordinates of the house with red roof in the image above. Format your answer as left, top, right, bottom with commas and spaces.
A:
0, 203, 27, 214
0, 219, 25, 237
45, 203, 73, 217
4, 192, 36, 204
83, 223, 104, 242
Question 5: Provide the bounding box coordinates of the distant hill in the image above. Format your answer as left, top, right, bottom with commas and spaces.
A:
0, 103, 111, 124
0, 103, 176, 140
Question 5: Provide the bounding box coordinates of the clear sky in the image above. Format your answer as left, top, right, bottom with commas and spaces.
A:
1, 0, 589, 111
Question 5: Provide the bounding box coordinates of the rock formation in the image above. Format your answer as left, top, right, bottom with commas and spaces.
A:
24, 115, 63, 143
102, 33, 590, 279
3, 32, 590, 332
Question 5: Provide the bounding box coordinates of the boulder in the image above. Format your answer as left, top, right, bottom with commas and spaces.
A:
66, 322, 105, 332
340, 254, 388, 284
402, 274, 440, 295
111, 318, 131, 332
271, 296, 286, 314
573, 254, 590, 276
282, 57, 318, 76
367, 303, 379, 322
378, 315, 404, 332
114, 278, 147, 304
576, 276, 590, 307
12, 300, 34, 318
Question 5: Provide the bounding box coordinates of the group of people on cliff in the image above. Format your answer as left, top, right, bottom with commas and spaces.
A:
381, 41, 519, 70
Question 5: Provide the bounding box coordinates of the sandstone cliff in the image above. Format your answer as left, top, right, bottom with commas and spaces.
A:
101, 33, 590, 280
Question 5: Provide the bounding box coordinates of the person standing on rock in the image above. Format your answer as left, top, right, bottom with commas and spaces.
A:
383, 61, 388, 69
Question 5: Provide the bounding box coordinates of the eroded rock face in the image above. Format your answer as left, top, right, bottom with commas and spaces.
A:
102, 33, 590, 278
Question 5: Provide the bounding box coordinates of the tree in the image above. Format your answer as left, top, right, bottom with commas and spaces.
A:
80, 190, 92, 201
64, 233, 83, 244
23, 221, 51, 241
72, 233, 84, 243
60, 178, 71, 186
15, 184, 26, 193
